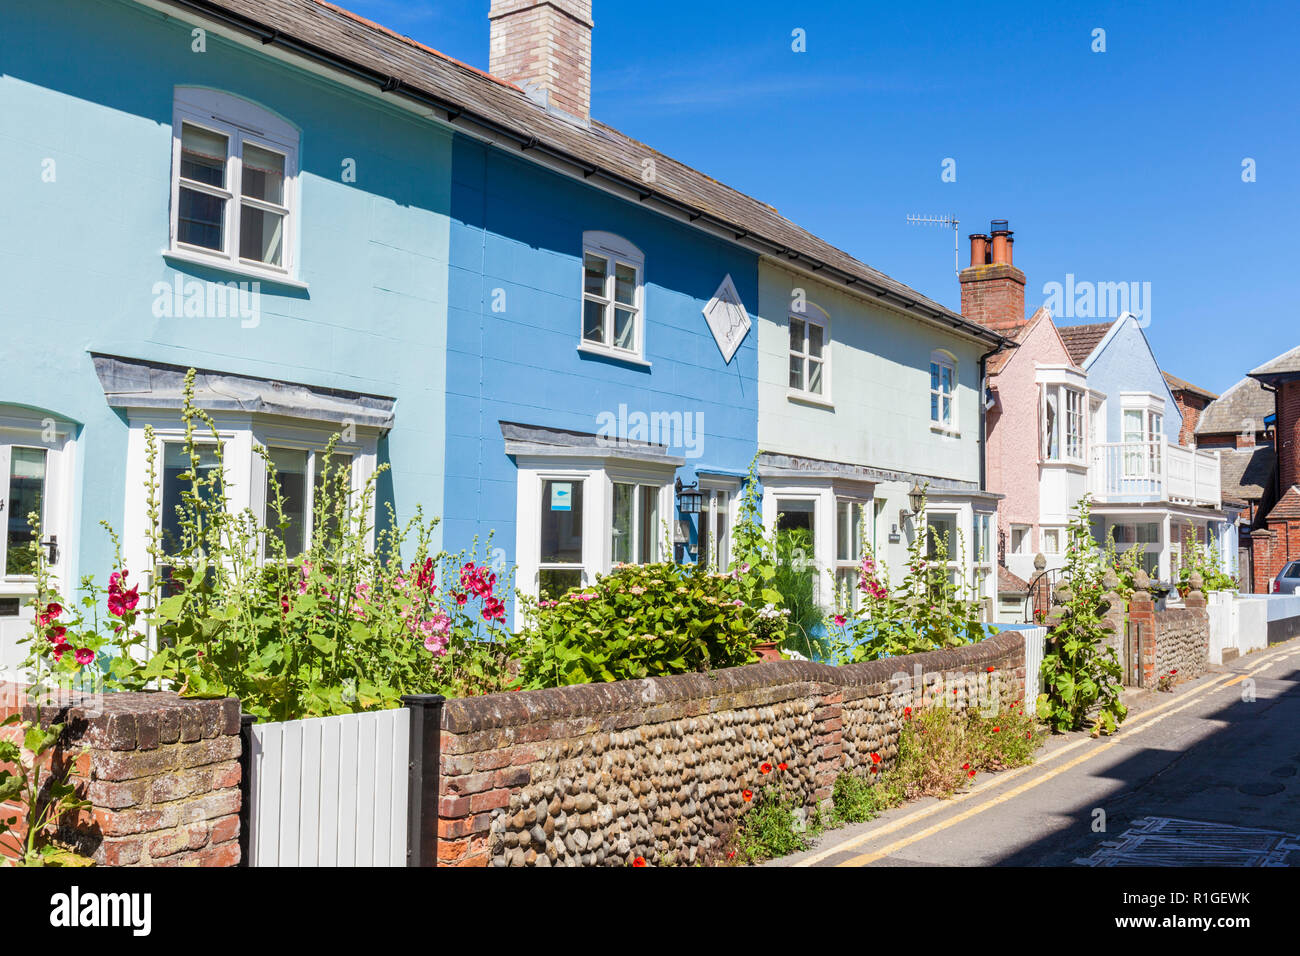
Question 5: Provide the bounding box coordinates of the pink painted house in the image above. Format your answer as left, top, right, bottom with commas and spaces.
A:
960, 225, 1090, 619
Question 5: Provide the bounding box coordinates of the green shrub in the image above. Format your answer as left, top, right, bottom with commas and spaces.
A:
516, 562, 760, 688
890, 702, 1042, 800
830, 770, 893, 824
731, 762, 810, 863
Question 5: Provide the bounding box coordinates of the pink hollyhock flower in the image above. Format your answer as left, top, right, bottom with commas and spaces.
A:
482, 597, 506, 623
455, 592, 468, 606
75, 648, 94, 666
833, 614, 847, 627
52, 644, 66, 662
37, 602, 63, 627
47, 626, 67, 644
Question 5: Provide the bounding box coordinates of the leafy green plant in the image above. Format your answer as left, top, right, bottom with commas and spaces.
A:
1176, 522, 1234, 595
24, 370, 518, 720
0, 711, 93, 867
728, 456, 785, 614
1037, 496, 1128, 736
769, 527, 826, 655
830, 770, 892, 824
889, 701, 1040, 800
516, 562, 760, 688
731, 761, 810, 863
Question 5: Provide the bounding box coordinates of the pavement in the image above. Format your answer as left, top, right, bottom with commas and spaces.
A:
773, 637, 1300, 867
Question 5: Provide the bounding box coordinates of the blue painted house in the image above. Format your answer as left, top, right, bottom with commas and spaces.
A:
1, 0, 1009, 670
1058, 315, 1235, 580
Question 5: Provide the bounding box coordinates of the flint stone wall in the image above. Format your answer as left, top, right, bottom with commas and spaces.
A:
1129, 590, 1210, 689
437, 631, 1026, 866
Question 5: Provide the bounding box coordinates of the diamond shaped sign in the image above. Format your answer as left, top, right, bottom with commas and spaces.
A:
702, 274, 751, 364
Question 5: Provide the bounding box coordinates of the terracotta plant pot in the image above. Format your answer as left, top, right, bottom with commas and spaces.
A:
753, 641, 782, 662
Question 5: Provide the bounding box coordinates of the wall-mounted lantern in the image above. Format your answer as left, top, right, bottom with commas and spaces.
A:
675, 477, 702, 515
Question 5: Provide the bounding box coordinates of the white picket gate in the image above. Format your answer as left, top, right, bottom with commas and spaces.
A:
247, 708, 410, 867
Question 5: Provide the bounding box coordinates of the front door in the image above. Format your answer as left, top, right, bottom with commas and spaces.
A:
0, 423, 74, 681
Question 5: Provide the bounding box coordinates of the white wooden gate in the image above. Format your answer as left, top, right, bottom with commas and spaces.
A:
247, 708, 410, 867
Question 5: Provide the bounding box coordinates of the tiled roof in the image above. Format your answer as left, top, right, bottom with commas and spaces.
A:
166, 0, 1004, 344
1268, 485, 1300, 520
1196, 377, 1275, 436
1162, 371, 1218, 400
986, 309, 1042, 375
1218, 446, 1276, 501
1056, 322, 1112, 365
1250, 345, 1300, 380
997, 565, 1030, 595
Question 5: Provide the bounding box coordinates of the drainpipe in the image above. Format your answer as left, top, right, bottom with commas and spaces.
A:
978, 340, 1016, 492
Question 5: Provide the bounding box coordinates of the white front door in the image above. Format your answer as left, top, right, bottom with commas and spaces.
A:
0, 422, 75, 681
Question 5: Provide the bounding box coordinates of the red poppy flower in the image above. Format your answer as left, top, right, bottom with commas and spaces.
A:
870, 766, 878, 774
760, 762, 772, 774
871, 752, 881, 764
992, 726, 1000, 733
987, 666, 995, 673
633, 856, 646, 867
742, 789, 753, 802
968, 770, 976, 778
777, 762, 788, 772
903, 706, 912, 718
961, 763, 970, 770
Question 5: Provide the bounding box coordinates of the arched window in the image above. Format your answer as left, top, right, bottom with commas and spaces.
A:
168, 87, 300, 280
930, 349, 957, 429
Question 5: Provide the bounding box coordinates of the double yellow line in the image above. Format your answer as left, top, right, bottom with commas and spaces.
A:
791, 642, 1299, 867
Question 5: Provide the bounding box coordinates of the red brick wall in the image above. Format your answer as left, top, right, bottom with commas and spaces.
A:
1277, 381, 1300, 490
1252, 522, 1300, 594
1172, 391, 1209, 447
0, 683, 241, 866
959, 263, 1026, 332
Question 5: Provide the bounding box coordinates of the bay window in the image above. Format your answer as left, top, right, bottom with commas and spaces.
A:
835, 499, 865, 607
1042, 383, 1086, 462
611, 482, 659, 566
540, 478, 586, 599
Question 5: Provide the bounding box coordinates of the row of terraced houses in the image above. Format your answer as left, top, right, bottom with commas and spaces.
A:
4, 0, 1279, 675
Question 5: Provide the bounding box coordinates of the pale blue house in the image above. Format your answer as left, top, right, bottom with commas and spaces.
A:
1059, 315, 1234, 581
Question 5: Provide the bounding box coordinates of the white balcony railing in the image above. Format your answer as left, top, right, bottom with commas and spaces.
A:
1089, 441, 1221, 507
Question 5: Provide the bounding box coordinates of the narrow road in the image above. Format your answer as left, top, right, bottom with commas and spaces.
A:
779, 638, 1300, 867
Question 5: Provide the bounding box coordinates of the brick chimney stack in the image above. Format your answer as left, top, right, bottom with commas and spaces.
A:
960, 219, 1027, 333
489, 0, 594, 123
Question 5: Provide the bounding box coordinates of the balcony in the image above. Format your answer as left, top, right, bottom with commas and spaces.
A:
1089, 441, 1221, 508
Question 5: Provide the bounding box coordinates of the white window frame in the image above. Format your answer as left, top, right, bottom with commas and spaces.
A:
834, 497, 868, 609
580, 232, 645, 362
1120, 392, 1167, 479
695, 478, 740, 571
788, 303, 830, 403
1041, 526, 1063, 555
122, 413, 377, 581
168, 87, 301, 283
930, 350, 958, 431
1009, 524, 1031, 556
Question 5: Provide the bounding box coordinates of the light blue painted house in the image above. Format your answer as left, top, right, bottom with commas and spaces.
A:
0, 0, 1010, 671
1058, 315, 1235, 581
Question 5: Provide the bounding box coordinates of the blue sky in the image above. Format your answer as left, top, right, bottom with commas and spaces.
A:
343, 0, 1298, 395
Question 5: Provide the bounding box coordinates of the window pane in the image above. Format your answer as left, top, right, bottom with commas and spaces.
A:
836, 568, 860, 610
942, 396, 952, 424
941, 365, 953, 392
264, 448, 307, 558
931, 392, 939, 421
789, 318, 805, 354
584, 254, 607, 296
807, 323, 823, 359
613, 307, 636, 350
836, 501, 861, 563
807, 359, 823, 395
239, 205, 284, 266
1044, 390, 1059, 459
776, 499, 815, 549
541, 479, 583, 564
926, 514, 958, 561
789, 355, 804, 391
614, 263, 637, 306
930, 362, 940, 390
638, 485, 658, 564
161, 443, 223, 555
583, 300, 606, 343
539, 568, 582, 601
178, 187, 225, 251
241, 143, 285, 205
713, 492, 729, 569
5, 448, 47, 575
180, 124, 227, 187
312, 453, 352, 543
611, 482, 633, 565
1123, 409, 1145, 443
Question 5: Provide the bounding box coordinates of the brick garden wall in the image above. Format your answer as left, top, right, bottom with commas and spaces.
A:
435, 631, 1026, 867
1127, 589, 1210, 689
0, 683, 242, 866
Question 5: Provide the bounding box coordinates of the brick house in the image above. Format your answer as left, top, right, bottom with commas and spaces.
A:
1163, 372, 1218, 448
1245, 347, 1300, 593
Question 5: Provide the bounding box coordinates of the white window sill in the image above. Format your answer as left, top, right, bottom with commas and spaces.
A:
576, 342, 651, 368
163, 248, 309, 290
930, 424, 961, 439
787, 390, 834, 410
